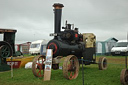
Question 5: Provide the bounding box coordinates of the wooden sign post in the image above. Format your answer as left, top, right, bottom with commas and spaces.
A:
44, 49, 53, 81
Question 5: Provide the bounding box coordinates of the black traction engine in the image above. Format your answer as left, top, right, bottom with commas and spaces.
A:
32, 3, 107, 80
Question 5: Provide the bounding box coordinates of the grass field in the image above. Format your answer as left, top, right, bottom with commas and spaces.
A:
0, 56, 127, 85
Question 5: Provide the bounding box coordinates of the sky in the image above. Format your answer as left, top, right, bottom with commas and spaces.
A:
0, 0, 128, 44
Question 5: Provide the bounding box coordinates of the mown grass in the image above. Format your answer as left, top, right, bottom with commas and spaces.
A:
0, 56, 127, 85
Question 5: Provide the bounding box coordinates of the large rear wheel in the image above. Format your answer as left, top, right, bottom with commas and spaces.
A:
63, 55, 79, 80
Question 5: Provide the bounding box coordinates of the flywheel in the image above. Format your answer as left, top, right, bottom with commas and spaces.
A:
0, 41, 13, 58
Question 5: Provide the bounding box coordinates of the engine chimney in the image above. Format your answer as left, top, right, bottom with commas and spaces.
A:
53, 3, 64, 34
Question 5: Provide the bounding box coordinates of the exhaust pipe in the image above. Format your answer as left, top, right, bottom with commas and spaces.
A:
53, 3, 64, 34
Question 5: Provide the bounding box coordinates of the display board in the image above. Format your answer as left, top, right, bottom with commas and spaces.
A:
44, 49, 53, 81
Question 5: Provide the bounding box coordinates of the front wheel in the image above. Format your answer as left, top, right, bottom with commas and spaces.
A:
32, 55, 45, 77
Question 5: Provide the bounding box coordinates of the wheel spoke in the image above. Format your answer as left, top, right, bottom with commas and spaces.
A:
36, 65, 43, 76
36, 63, 40, 66
32, 55, 45, 77
38, 59, 40, 64
3, 47, 8, 52
69, 72, 73, 77
37, 70, 41, 76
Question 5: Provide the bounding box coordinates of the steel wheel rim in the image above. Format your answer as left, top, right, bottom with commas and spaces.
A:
32, 55, 45, 77
63, 55, 79, 80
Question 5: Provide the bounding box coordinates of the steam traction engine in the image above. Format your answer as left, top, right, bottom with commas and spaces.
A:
32, 3, 107, 80
0, 29, 23, 71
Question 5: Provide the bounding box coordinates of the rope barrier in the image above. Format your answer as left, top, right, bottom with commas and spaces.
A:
58, 58, 126, 66
7, 57, 127, 66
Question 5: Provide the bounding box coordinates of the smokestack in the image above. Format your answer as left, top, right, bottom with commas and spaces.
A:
53, 3, 64, 34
